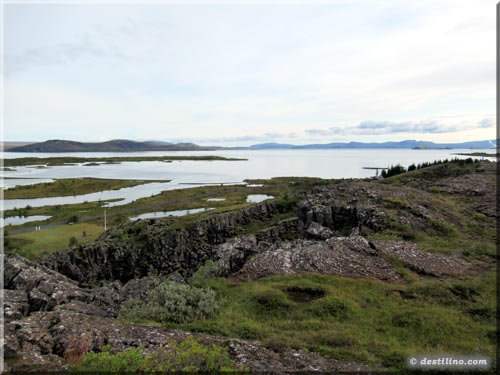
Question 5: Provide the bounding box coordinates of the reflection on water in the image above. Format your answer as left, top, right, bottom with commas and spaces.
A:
1, 178, 55, 189
2, 181, 218, 210
1, 149, 493, 209
1, 215, 52, 227
129, 207, 214, 221
247, 194, 274, 203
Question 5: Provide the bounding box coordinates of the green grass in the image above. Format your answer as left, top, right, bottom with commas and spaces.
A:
8, 223, 105, 259
2, 155, 246, 167
3, 177, 327, 258
152, 272, 496, 371
70, 337, 242, 372
3, 178, 167, 199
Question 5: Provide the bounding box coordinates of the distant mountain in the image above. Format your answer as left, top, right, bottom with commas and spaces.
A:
7, 139, 223, 152
5, 138, 496, 153
249, 139, 497, 150
249, 143, 297, 150
2, 141, 34, 151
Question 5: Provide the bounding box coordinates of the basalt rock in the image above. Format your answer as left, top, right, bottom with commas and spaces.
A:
231, 233, 479, 281
234, 236, 401, 281
42, 202, 280, 284
372, 240, 478, 278
3, 254, 122, 324
3, 295, 371, 373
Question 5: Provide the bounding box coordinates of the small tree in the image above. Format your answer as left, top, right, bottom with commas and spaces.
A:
68, 236, 79, 247
67, 215, 79, 224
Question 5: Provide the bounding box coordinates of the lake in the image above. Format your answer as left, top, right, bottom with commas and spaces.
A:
1, 149, 493, 209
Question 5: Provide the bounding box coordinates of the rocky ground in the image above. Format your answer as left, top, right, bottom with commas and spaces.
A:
2, 160, 495, 372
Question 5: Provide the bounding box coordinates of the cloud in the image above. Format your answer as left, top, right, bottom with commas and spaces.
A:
306, 118, 494, 136
477, 118, 494, 128
3, 2, 496, 144
5, 35, 127, 75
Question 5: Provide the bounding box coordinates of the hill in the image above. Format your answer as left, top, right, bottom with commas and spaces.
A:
7, 139, 223, 152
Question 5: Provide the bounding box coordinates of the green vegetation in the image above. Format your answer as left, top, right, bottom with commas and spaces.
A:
164, 272, 496, 371
3, 155, 246, 167
382, 157, 480, 178
120, 280, 222, 324
3, 178, 169, 199
70, 337, 242, 372
3, 176, 326, 259
454, 152, 497, 158
68, 236, 79, 247
7, 223, 104, 259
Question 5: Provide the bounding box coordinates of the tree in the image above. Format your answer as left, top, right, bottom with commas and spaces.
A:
68, 236, 79, 247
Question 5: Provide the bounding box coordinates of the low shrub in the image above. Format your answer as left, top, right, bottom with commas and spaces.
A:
189, 260, 219, 288
76, 346, 143, 373
73, 337, 242, 373
275, 194, 298, 212
68, 236, 79, 247
143, 336, 241, 372
119, 281, 221, 324
67, 214, 79, 224
252, 290, 293, 315
308, 297, 351, 320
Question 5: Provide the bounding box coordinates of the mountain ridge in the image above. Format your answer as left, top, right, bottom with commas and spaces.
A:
4, 138, 496, 152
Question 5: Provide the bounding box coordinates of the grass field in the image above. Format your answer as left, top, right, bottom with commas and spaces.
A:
8, 223, 105, 259
3, 178, 167, 199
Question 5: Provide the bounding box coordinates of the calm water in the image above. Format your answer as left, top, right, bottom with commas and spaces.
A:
247, 194, 274, 203
129, 207, 214, 221
1, 149, 493, 209
1, 215, 52, 227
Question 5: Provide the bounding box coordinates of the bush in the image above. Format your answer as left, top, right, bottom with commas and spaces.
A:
189, 260, 219, 288
75, 346, 145, 373
68, 236, 79, 247
67, 214, 79, 224
119, 281, 221, 324
143, 336, 241, 372
74, 338, 242, 372
275, 194, 297, 212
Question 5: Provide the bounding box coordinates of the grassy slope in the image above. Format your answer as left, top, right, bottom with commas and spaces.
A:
119, 162, 496, 371
3, 178, 167, 199
165, 272, 495, 370
9, 223, 104, 259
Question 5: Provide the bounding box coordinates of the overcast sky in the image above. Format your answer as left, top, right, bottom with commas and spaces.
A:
3, 0, 496, 145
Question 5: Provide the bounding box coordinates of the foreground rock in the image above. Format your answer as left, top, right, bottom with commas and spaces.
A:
3, 253, 371, 373
5, 308, 371, 373
217, 231, 478, 281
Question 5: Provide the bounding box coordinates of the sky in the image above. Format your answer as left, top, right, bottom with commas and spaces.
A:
3, 0, 496, 146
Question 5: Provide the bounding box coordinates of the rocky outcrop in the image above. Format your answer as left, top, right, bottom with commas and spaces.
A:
4, 254, 119, 318
373, 240, 478, 278
4, 308, 371, 373
42, 202, 280, 284
231, 235, 399, 281
3, 253, 371, 373
213, 219, 479, 282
